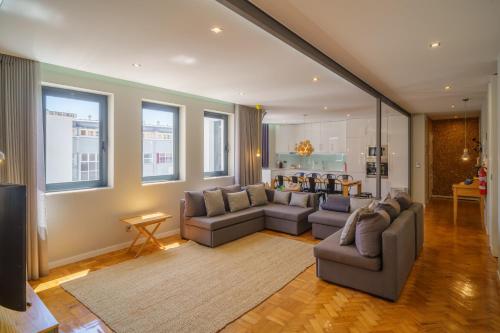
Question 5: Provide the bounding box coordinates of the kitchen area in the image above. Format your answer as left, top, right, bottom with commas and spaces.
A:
262, 109, 409, 198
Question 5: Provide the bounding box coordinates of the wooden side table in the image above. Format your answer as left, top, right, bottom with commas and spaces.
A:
120, 212, 172, 257
452, 180, 484, 225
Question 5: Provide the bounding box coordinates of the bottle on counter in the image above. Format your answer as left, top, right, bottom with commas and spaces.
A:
278, 160, 283, 168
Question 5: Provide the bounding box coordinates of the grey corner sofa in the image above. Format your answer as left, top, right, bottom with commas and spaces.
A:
314, 209, 416, 301
180, 187, 319, 248
308, 201, 424, 259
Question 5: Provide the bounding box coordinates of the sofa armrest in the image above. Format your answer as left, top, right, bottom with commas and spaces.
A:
381, 210, 416, 300
180, 199, 186, 239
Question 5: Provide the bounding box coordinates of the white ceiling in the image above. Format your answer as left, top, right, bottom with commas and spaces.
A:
0, 0, 376, 124
251, 0, 500, 116
1, 1, 497, 123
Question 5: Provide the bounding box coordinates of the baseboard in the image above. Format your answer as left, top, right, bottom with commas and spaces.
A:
48, 228, 180, 269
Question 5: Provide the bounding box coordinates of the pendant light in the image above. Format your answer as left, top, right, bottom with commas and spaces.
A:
461, 98, 470, 161
294, 114, 314, 157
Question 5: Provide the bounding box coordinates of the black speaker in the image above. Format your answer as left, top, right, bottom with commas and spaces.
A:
0, 184, 27, 312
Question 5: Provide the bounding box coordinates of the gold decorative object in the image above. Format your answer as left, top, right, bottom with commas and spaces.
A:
295, 139, 314, 157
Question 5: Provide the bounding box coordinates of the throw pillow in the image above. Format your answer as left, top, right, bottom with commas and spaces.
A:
218, 184, 241, 211
273, 190, 291, 205
394, 192, 412, 211
246, 184, 268, 206
265, 188, 275, 202
355, 211, 390, 257
374, 202, 398, 222
184, 191, 207, 217
375, 209, 391, 224
227, 191, 250, 212
321, 195, 350, 212
350, 197, 373, 211
289, 192, 309, 208
368, 199, 379, 210
203, 190, 226, 217
340, 207, 367, 245
384, 198, 401, 215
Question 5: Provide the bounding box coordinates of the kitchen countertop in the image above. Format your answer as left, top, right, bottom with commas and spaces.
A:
263, 168, 345, 173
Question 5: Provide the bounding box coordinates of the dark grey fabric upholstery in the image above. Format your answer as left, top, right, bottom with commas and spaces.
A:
321, 195, 350, 212
184, 191, 207, 217
265, 216, 311, 235
314, 231, 381, 271
218, 184, 242, 211
355, 211, 390, 257
408, 202, 424, 258
263, 204, 314, 222
311, 223, 340, 240
308, 210, 351, 228
185, 206, 264, 231
314, 209, 416, 301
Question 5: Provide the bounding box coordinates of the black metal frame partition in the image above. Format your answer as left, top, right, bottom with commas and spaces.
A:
217, 0, 412, 198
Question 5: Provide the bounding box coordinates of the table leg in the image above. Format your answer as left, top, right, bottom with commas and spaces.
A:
134, 223, 162, 258
342, 185, 349, 197
127, 232, 142, 253
453, 189, 458, 225
140, 223, 163, 248
357, 183, 362, 195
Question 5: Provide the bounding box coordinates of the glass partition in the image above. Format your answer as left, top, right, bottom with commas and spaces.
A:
381, 103, 410, 198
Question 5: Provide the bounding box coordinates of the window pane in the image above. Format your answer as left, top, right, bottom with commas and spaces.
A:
142, 102, 178, 181
204, 112, 228, 176
44, 87, 106, 190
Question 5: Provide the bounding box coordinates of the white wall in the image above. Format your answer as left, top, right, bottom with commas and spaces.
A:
41, 64, 235, 266
411, 114, 428, 204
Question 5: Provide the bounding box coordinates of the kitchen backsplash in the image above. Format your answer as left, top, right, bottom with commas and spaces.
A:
275, 153, 346, 171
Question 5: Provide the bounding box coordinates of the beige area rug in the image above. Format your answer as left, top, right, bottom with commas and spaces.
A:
61, 232, 315, 333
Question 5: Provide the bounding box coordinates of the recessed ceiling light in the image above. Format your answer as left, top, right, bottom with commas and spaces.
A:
451, 104, 456, 109
430, 41, 441, 48
312, 76, 319, 82
211, 26, 223, 34
132, 63, 142, 68
323, 106, 328, 110
239, 92, 245, 96
346, 114, 351, 118
444, 85, 451, 91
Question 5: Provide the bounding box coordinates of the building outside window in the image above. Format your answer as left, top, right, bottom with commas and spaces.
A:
142, 101, 179, 182
204, 111, 228, 177
43, 86, 108, 191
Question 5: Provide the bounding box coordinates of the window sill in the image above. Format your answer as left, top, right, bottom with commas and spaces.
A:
203, 175, 234, 180
45, 186, 113, 196
142, 179, 186, 186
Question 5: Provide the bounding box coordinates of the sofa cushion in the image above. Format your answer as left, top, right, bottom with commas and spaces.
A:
227, 191, 250, 213
340, 207, 367, 245
246, 184, 268, 206
289, 192, 309, 208
314, 231, 381, 271
185, 206, 264, 231
394, 192, 412, 211
203, 190, 226, 217
355, 211, 390, 257
374, 202, 398, 222
321, 195, 350, 212
264, 203, 313, 222
184, 191, 207, 217
273, 190, 291, 205
218, 184, 241, 211
308, 210, 351, 228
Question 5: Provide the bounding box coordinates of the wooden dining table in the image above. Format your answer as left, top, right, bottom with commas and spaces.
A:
339, 179, 362, 197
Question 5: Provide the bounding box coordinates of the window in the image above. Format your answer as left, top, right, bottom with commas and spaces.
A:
142, 101, 179, 182
43, 86, 108, 191
204, 111, 228, 177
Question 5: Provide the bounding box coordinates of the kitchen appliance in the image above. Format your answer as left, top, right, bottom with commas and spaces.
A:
366, 162, 388, 178
366, 145, 388, 163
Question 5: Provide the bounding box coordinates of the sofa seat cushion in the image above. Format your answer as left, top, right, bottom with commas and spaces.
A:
264, 204, 313, 222
308, 210, 351, 228
314, 231, 381, 272
185, 206, 264, 231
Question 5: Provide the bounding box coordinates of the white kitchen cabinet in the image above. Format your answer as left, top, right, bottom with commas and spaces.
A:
346, 137, 366, 174
319, 121, 346, 153
275, 124, 293, 153
387, 115, 409, 188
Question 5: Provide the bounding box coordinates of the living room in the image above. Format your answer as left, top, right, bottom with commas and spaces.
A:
1, 1, 499, 332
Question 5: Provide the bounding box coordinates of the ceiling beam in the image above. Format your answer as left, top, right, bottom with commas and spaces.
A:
216, 0, 410, 116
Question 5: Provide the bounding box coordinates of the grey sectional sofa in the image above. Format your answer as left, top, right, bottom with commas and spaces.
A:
314, 209, 416, 301
309, 202, 424, 259
180, 188, 318, 247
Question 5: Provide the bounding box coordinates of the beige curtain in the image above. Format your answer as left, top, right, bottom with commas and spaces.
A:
236, 105, 264, 186
0, 54, 48, 280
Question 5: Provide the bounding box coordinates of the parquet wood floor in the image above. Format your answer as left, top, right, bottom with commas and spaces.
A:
29, 199, 500, 332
